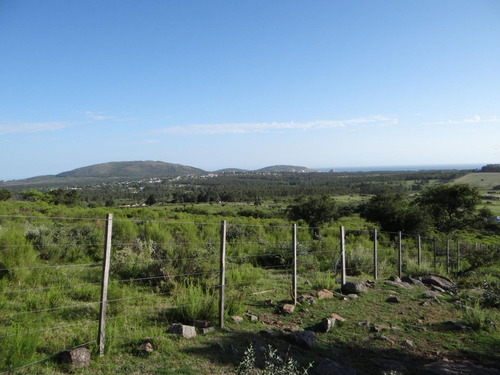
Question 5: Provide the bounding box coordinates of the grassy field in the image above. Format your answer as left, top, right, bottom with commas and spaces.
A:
454, 173, 500, 189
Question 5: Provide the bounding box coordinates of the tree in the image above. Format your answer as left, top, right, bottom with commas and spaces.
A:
0, 189, 13, 201
145, 194, 157, 206
417, 184, 481, 233
360, 191, 431, 234
287, 195, 338, 238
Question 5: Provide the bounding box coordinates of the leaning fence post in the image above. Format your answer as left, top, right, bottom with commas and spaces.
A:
292, 224, 297, 306
398, 231, 402, 278
219, 220, 227, 329
98, 213, 113, 357
340, 226, 346, 286
457, 241, 460, 274
373, 229, 378, 280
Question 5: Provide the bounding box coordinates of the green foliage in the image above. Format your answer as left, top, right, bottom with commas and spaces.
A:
287, 195, 338, 238
482, 279, 500, 308
0, 226, 37, 281
169, 281, 217, 324
0, 189, 13, 201
0, 324, 40, 370
418, 184, 481, 233
237, 344, 312, 375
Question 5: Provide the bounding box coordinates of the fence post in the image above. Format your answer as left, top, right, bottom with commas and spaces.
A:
373, 229, 378, 280
398, 231, 402, 278
219, 220, 227, 329
417, 235, 422, 267
446, 239, 450, 274
433, 238, 437, 272
98, 213, 113, 357
457, 241, 460, 274
340, 226, 346, 286
292, 224, 297, 305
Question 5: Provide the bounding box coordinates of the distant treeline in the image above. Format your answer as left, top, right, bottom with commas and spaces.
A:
481, 164, 500, 173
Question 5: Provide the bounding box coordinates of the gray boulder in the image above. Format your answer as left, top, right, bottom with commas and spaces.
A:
341, 281, 368, 295
314, 358, 357, 375
420, 275, 455, 291
169, 323, 197, 339
59, 347, 91, 368
289, 330, 317, 349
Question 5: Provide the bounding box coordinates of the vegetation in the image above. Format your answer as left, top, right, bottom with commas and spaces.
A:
0, 166, 499, 374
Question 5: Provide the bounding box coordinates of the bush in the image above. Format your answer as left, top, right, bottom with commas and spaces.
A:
168, 281, 217, 324
237, 344, 312, 375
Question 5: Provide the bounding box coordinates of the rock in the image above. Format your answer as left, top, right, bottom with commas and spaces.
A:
282, 304, 295, 314
420, 275, 455, 291
245, 313, 258, 322
169, 323, 196, 339
410, 325, 427, 332
200, 326, 215, 334
298, 294, 316, 305
314, 358, 357, 375
389, 276, 402, 282
231, 315, 244, 324
423, 290, 442, 298
402, 339, 414, 349
431, 285, 446, 293
259, 328, 281, 337
444, 320, 473, 332
401, 276, 425, 287
341, 281, 368, 295
371, 324, 390, 332
347, 294, 359, 299
330, 312, 346, 322
318, 289, 334, 299
138, 341, 154, 353
319, 317, 336, 333
372, 359, 407, 373
59, 347, 91, 368
386, 296, 400, 303
385, 280, 413, 290
357, 321, 370, 327
379, 335, 395, 344
424, 360, 500, 374
289, 330, 318, 349
263, 299, 273, 305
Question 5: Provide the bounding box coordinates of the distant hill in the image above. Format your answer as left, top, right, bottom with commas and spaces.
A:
57, 161, 205, 178
215, 168, 250, 174
481, 164, 500, 173
255, 165, 314, 173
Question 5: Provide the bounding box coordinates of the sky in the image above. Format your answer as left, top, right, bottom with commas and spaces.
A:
1, 0, 499, 180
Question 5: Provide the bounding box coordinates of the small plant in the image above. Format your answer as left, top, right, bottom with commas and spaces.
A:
482, 279, 500, 308
237, 344, 312, 375
461, 299, 487, 331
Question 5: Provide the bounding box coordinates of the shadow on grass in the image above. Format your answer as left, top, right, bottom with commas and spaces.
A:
178, 327, 500, 375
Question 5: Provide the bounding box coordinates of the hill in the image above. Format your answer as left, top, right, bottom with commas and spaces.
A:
454, 172, 500, 189
255, 165, 314, 173
57, 160, 205, 178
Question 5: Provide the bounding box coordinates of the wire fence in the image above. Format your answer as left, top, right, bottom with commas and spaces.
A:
0, 213, 498, 373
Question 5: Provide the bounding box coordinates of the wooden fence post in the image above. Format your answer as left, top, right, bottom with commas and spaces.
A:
340, 226, 346, 286
417, 235, 422, 267
292, 224, 297, 305
446, 239, 450, 274
98, 213, 113, 357
219, 220, 227, 329
398, 231, 402, 278
456, 241, 460, 274
434, 238, 437, 272
373, 229, 378, 280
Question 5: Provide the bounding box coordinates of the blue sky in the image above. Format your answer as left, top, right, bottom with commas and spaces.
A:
1, 0, 499, 180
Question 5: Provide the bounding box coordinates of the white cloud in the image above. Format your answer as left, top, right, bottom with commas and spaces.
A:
157, 115, 398, 135
425, 114, 499, 126
85, 111, 117, 121
465, 115, 481, 123
0, 122, 70, 136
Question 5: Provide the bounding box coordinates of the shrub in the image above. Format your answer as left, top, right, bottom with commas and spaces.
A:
168, 281, 217, 324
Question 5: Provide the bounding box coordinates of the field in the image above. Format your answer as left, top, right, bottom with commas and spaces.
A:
454, 173, 500, 215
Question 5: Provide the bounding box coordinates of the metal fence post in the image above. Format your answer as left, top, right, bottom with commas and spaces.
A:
98, 213, 113, 357
373, 229, 378, 280
340, 226, 346, 286
417, 234, 422, 267
292, 224, 297, 305
398, 231, 402, 278
219, 220, 227, 329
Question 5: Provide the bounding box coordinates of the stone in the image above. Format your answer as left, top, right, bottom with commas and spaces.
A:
298, 294, 316, 305
371, 324, 390, 332
420, 275, 455, 291
289, 330, 318, 349
169, 323, 196, 339
317, 289, 334, 299
263, 299, 273, 305
138, 341, 154, 353
193, 320, 211, 328
444, 320, 473, 332
330, 312, 346, 322
282, 304, 295, 314
401, 276, 425, 287
389, 276, 402, 282
319, 317, 336, 333
423, 290, 442, 298
424, 360, 500, 374
402, 339, 414, 349
386, 295, 400, 303
314, 358, 357, 375
385, 280, 413, 290
357, 320, 370, 327
59, 347, 91, 368
341, 281, 368, 295
245, 313, 258, 322
200, 326, 215, 334
231, 315, 244, 324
